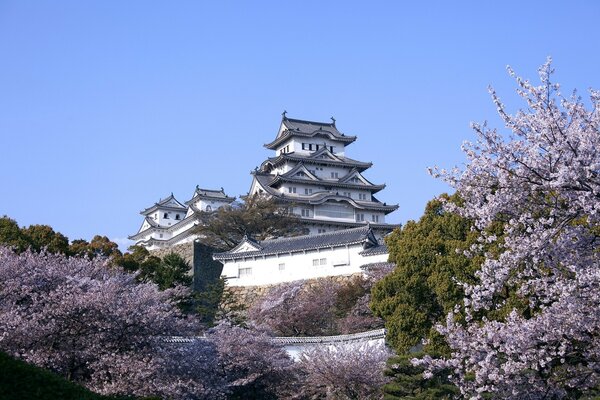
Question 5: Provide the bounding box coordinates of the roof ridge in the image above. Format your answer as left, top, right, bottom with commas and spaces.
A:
258, 225, 370, 245
285, 117, 336, 127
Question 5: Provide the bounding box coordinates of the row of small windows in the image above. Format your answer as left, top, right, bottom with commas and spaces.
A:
355, 213, 380, 222
302, 143, 334, 153
155, 212, 182, 220
312, 258, 327, 266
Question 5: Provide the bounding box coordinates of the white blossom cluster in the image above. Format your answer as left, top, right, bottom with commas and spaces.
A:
425, 59, 600, 398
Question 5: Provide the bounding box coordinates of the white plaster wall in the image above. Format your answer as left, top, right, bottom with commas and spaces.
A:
283, 336, 386, 361
192, 198, 230, 212
155, 208, 186, 227
220, 244, 388, 286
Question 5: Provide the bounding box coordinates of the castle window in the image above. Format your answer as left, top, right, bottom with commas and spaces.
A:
288, 187, 297, 194
304, 188, 313, 195
330, 172, 339, 179
302, 143, 307, 150
164, 213, 169, 219
318, 228, 327, 233
320, 258, 327, 265
301, 209, 311, 217
351, 177, 360, 183
358, 193, 367, 200
175, 214, 180, 220
278, 263, 285, 271
356, 213, 365, 222
159, 233, 163, 238
312, 259, 319, 266
315, 144, 320, 151
206, 205, 212, 211
342, 191, 351, 197
372, 214, 380, 222
154, 213, 157, 220
330, 146, 334, 152
239, 267, 252, 277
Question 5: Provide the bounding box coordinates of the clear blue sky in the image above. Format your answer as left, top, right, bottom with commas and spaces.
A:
1, 1, 599, 249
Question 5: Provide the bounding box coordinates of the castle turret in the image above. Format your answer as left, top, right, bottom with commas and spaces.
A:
248, 114, 399, 236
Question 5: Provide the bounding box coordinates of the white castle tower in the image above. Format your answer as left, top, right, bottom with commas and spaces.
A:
129, 187, 235, 250
249, 113, 399, 236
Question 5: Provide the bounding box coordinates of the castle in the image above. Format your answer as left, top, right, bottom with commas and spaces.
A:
129, 187, 235, 250
249, 112, 399, 236
130, 114, 398, 284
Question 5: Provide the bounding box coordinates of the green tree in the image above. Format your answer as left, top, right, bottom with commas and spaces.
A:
382, 353, 458, 400
371, 193, 480, 354
194, 194, 307, 249
22, 224, 70, 255
153, 253, 192, 290
370, 194, 483, 398
0, 216, 30, 252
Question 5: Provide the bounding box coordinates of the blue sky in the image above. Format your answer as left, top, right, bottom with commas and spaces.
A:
1, 1, 599, 249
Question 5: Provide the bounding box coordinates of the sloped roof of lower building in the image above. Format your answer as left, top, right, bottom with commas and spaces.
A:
213, 225, 380, 261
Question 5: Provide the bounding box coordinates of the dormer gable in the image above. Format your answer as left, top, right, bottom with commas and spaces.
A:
280, 163, 320, 181
339, 169, 373, 186
308, 147, 344, 162
229, 236, 263, 253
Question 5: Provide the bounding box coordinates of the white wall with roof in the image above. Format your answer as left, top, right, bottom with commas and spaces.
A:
220, 243, 387, 286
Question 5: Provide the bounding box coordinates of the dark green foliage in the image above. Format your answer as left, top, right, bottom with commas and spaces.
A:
370, 194, 479, 398
382, 353, 458, 400
371, 193, 479, 354
70, 235, 122, 258
0, 351, 126, 400
0, 216, 122, 259
194, 194, 307, 250
195, 277, 247, 327
0, 216, 30, 252
21, 224, 70, 254
114, 248, 192, 290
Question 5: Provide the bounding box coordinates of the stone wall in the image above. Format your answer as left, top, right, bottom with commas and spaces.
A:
150, 241, 223, 292
150, 242, 195, 266
227, 273, 364, 310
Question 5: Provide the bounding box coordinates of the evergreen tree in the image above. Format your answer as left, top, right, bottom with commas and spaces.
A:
371, 193, 480, 354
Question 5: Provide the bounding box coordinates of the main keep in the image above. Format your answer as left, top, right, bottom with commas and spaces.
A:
249, 113, 399, 236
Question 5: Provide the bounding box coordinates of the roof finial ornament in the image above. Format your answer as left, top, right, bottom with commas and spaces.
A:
282, 110, 287, 119
330, 116, 336, 125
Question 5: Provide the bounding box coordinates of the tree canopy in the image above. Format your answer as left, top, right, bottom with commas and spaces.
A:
371, 193, 480, 354
193, 194, 307, 249
421, 59, 600, 398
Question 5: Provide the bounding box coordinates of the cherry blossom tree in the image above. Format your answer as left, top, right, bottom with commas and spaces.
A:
424, 59, 600, 398
297, 342, 391, 400
207, 323, 300, 399
248, 280, 340, 336
0, 247, 209, 398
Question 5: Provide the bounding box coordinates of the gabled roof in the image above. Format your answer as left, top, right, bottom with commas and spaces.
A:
268, 173, 386, 194
261, 151, 373, 172
279, 163, 320, 181
140, 193, 187, 215
338, 168, 375, 186
265, 115, 357, 150
213, 225, 380, 261
251, 172, 399, 213
185, 186, 235, 205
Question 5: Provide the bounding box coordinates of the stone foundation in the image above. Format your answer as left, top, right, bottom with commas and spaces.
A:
227, 273, 365, 309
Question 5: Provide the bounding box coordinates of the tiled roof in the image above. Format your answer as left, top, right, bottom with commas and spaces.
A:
213, 225, 378, 260
262, 150, 372, 172
252, 173, 399, 213
140, 193, 187, 215
265, 116, 357, 149
272, 328, 386, 345
359, 244, 389, 256
185, 186, 235, 205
